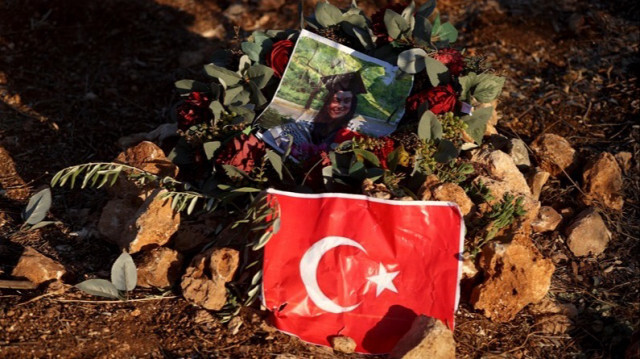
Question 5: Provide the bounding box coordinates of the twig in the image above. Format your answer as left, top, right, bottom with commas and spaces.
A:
0, 279, 37, 290
53, 295, 178, 304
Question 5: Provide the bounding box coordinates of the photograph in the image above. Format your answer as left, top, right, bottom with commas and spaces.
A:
257, 30, 413, 156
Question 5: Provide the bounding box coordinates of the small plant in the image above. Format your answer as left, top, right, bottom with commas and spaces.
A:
75, 251, 137, 300
21, 187, 59, 230
472, 193, 526, 256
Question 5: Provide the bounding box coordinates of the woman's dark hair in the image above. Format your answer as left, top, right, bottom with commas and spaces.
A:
313, 89, 359, 124
310, 90, 358, 145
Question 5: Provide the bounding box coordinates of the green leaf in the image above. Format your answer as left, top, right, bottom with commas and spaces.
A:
168, 138, 195, 166
111, 252, 137, 292
238, 55, 252, 74
28, 220, 61, 230
413, 15, 432, 46
437, 22, 458, 43
434, 139, 459, 163
241, 41, 262, 62
247, 64, 274, 89
458, 72, 477, 102
228, 106, 255, 123
209, 100, 224, 120
424, 56, 449, 87
341, 22, 374, 51
384, 9, 410, 39
266, 150, 283, 180
187, 196, 198, 215
222, 164, 250, 180
398, 48, 427, 74
418, 110, 443, 140
341, 12, 368, 29
417, 0, 436, 18
249, 81, 268, 107
353, 148, 381, 167
224, 85, 247, 106
315, 1, 342, 27
76, 279, 120, 299
348, 160, 366, 175
386, 145, 403, 172
473, 74, 505, 103
203, 141, 222, 160
175, 80, 209, 95
401, 1, 416, 31
23, 187, 52, 225
461, 106, 493, 144
204, 64, 242, 86
231, 187, 262, 193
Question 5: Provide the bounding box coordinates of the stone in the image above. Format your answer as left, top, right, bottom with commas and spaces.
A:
136, 247, 184, 288
121, 189, 181, 253
97, 197, 141, 246
418, 175, 441, 200
330, 335, 357, 354
389, 315, 455, 359
530, 134, 576, 177
461, 254, 478, 280
527, 167, 550, 201
470, 234, 555, 322
11, 247, 66, 285
581, 152, 624, 211
614, 151, 632, 173
532, 206, 562, 233
472, 150, 530, 195
110, 141, 178, 199
181, 247, 239, 310
473, 176, 540, 223
172, 223, 217, 252
565, 208, 611, 257
508, 138, 531, 170
0, 146, 30, 201
432, 183, 474, 216
362, 178, 392, 199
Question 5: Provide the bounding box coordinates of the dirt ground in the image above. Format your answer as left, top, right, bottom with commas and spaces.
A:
1, 0, 639, 358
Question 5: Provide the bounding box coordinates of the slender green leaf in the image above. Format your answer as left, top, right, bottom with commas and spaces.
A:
266, 150, 283, 180
187, 196, 198, 215
353, 149, 381, 167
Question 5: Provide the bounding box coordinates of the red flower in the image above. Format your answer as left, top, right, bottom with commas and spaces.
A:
373, 137, 395, 169
406, 91, 429, 113
266, 40, 294, 78
177, 92, 212, 130
426, 84, 458, 114
216, 134, 266, 173
334, 128, 365, 143
433, 48, 465, 76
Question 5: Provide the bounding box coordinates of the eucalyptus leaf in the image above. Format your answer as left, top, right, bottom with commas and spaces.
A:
461, 106, 493, 144
418, 110, 442, 140
204, 64, 242, 86
401, 1, 416, 24
384, 9, 410, 39
315, 1, 342, 27
249, 81, 268, 108
238, 55, 252, 74
23, 187, 52, 225
203, 141, 222, 160
266, 150, 284, 180
458, 73, 477, 101
437, 22, 458, 43
342, 22, 374, 50
111, 251, 137, 292
341, 12, 368, 29
353, 148, 381, 167
434, 139, 459, 163
209, 101, 224, 120
247, 64, 274, 89
413, 15, 432, 46
398, 48, 427, 74
417, 0, 437, 18
424, 56, 449, 87
168, 138, 195, 166
76, 279, 120, 299
175, 80, 209, 95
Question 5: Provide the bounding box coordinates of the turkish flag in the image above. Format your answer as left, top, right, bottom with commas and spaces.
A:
262, 189, 465, 354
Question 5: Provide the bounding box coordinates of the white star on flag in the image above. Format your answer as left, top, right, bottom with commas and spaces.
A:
367, 263, 399, 297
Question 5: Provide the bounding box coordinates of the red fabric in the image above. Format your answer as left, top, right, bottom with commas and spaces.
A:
262, 190, 464, 354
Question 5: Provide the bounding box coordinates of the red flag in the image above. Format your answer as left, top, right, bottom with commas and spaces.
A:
262, 189, 464, 354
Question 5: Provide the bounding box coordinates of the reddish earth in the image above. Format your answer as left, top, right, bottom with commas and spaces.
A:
1, 0, 638, 358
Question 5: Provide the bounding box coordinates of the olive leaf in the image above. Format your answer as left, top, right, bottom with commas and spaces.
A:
76, 279, 121, 299
111, 251, 137, 292
23, 187, 52, 225
398, 48, 427, 74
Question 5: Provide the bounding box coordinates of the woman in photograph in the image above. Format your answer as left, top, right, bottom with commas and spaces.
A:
261, 71, 367, 154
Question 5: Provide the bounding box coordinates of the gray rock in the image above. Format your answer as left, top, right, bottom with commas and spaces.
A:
509, 138, 531, 170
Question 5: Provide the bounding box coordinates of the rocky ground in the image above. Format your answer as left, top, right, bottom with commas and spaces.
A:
1, 0, 639, 358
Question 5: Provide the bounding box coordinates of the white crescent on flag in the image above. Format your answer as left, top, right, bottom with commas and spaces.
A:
299, 236, 366, 313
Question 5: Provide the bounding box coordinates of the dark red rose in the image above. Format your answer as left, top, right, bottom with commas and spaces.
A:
266, 40, 294, 78
373, 137, 395, 169
177, 92, 212, 130
216, 134, 266, 173
406, 91, 430, 113
371, 3, 408, 44
426, 84, 458, 114
433, 48, 465, 76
